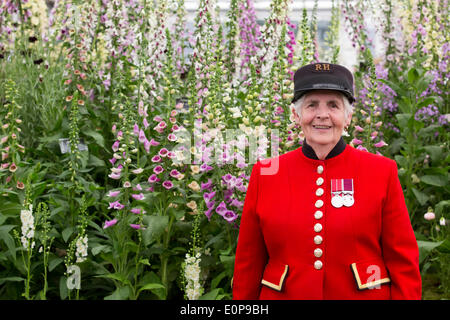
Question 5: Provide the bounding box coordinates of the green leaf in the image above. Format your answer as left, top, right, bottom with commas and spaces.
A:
407, 68, 419, 84
0, 202, 22, 215
417, 240, 444, 264
91, 244, 111, 256
394, 155, 407, 168
420, 175, 447, 187
49, 257, 63, 272
219, 254, 235, 266
389, 138, 404, 154
138, 283, 166, 294
398, 96, 413, 113
139, 258, 151, 266
124, 241, 139, 253
0, 277, 25, 286
0, 225, 17, 261
414, 232, 428, 241
199, 288, 221, 300
420, 124, 441, 135
416, 97, 436, 109
0, 213, 6, 225
59, 276, 68, 300
88, 154, 106, 168
138, 272, 166, 299
423, 146, 444, 163
83, 129, 105, 149
62, 227, 75, 243
39, 132, 63, 144
435, 200, 450, 216
95, 273, 131, 286
396, 113, 412, 130
211, 270, 228, 290
411, 188, 429, 206
142, 216, 169, 246
104, 286, 131, 300
437, 239, 450, 254
167, 207, 185, 220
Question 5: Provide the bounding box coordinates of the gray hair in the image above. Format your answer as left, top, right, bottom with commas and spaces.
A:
292, 92, 353, 120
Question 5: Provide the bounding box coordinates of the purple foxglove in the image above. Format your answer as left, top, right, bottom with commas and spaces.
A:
150, 139, 160, 146
107, 190, 121, 197
108, 201, 124, 210
152, 155, 162, 163
162, 180, 174, 190
139, 129, 147, 143
112, 140, 120, 152
159, 148, 169, 157
374, 140, 388, 148
215, 201, 227, 215
104, 219, 118, 229
108, 172, 121, 180
170, 169, 180, 178
223, 210, 238, 223
154, 165, 164, 174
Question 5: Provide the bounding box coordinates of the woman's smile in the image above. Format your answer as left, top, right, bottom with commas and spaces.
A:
312, 124, 332, 130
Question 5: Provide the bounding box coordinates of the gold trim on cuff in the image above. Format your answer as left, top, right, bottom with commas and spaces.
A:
351, 263, 391, 290
261, 265, 289, 292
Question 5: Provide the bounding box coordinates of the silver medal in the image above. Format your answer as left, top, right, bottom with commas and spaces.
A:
331, 195, 343, 208
343, 194, 354, 207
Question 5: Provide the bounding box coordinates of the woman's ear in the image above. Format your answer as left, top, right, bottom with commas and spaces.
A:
291, 107, 301, 124
346, 112, 353, 127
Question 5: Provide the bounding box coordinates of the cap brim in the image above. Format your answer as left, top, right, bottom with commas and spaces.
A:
292, 88, 355, 104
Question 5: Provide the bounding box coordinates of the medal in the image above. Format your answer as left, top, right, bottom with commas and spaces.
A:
342, 179, 354, 207
331, 179, 343, 208
331, 178, 354, 208
343, 194, 354, 207
331, 195, 343, 208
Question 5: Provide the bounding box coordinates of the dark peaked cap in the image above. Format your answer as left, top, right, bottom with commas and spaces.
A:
292, 63, 355, 104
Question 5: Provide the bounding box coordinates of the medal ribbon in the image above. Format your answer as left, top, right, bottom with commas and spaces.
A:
343, 179, 353, 194
331, 179, 343, 193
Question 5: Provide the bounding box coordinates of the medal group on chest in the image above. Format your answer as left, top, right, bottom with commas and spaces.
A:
331, 178, 354, 208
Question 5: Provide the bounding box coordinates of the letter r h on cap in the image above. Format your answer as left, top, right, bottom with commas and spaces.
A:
316, 64, 330, 71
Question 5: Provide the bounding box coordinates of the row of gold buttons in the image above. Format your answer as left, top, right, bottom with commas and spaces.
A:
314, 165, 324, 270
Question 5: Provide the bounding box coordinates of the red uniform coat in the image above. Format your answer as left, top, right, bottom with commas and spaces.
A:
233, 145, 421, 300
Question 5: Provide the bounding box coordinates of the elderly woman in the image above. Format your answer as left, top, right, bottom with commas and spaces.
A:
232, 63, 422, 300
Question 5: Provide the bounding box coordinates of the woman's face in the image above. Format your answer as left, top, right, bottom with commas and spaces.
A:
293, 90, 352, 150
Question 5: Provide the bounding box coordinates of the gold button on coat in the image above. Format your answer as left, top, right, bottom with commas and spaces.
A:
314, 248, 323, 258
316, 188, 324, 196
314, 223, 322, 233
315, 200, 324, 208
316, 177, 324, 186
314, 235, 323, 244
314, 211, 323, 219
317, 165, 324, 174
314, 260, 323, 270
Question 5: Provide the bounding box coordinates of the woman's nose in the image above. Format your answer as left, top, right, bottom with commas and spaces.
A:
316, 106, 329, 118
